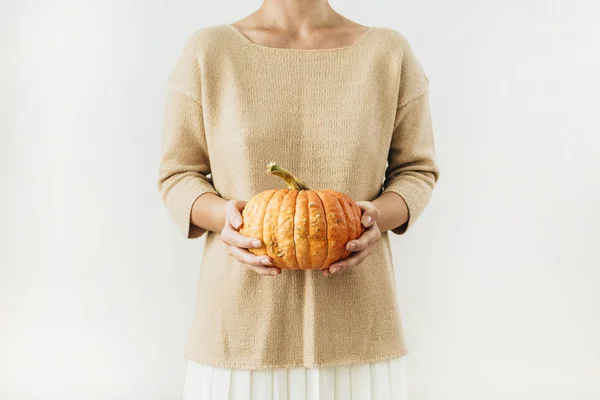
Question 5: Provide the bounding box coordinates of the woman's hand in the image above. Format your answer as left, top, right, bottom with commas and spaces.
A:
323, 201, 381, 277
220, 199, 281, 276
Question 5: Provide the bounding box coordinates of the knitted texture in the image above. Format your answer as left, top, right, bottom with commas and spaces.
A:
157, 24, 439, 369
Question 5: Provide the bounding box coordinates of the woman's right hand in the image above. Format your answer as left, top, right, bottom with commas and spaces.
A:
220, 199, 281, 276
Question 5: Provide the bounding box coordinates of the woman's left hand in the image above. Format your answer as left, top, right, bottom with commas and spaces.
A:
323, 201, 381, 277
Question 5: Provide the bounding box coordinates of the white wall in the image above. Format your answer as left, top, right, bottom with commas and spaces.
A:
2, 0, 599, 399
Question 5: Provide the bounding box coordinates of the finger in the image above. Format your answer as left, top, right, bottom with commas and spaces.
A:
225, 199, 247, 229
227, 245, 274, 267
346, 225, 381, 252
241, 262, 281, 276
355, 201, 380, 227
329, 248, 373, 274
220, 228, 262, 249
329, 257, 356, 274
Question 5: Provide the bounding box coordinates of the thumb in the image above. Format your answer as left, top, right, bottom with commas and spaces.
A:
226, 199, 247, 229
355, 201, 380, 227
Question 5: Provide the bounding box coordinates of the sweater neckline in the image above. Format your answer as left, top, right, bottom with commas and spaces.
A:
225, 24, 375, 53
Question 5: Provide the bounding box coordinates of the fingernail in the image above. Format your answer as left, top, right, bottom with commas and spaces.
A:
270, 270, 278, 276
362, 215, 372, 226
233, 217, 242, 228
252, 240, 262, 248
261, 258, 272, 266
346, 243, 355, 251
331, 267, 338, 274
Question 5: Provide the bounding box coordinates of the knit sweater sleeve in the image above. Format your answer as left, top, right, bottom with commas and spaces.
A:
157, 33, 219, 239
382, 35, 440, 235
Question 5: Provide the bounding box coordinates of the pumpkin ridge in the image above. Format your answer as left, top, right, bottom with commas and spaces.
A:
347, 193, 362, 236
305, 190, 327, 270
290, 190, 299, 269
332, 192, 353, 259
329, 191, 350, 262
272, 189, 289, 265
261, 189, 281, 260
279, 189, 299, 269
314, 190, 329, 270
303, 191, 310, 270
245, 189, 277, 256
260, 190, 277, 252
337, 192, 360, 237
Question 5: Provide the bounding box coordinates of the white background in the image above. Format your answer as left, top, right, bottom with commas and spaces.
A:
2, 0, 599, 399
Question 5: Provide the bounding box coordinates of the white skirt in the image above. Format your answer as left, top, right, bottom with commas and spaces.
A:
183, 355, 409, 400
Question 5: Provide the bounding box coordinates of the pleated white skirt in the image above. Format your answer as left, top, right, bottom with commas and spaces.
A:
183, 355, 408, 400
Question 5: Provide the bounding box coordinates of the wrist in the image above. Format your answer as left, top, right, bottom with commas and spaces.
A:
373, 192, 409, 232
191, 192, 228, 234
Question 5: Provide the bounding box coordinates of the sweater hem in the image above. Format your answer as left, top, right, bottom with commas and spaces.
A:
184, 348, 409, 370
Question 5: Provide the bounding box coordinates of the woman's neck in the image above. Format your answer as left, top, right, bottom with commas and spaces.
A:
255, 0, 341, 32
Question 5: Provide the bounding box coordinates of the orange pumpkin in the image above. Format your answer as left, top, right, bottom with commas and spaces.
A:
240, 163, 364, 270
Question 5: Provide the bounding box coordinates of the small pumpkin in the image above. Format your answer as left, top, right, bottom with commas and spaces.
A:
240, 162, 364, 270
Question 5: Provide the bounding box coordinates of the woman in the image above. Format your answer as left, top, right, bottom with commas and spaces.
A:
157, 0, 439, 398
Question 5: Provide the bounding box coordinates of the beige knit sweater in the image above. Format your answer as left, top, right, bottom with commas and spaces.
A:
157, 24, 439, 369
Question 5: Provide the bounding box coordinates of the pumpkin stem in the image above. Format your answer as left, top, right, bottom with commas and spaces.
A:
267, 162, 310, 190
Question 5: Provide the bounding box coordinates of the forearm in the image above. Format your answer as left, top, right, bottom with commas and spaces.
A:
372, 191, 409, 233
190, 192, 228, 234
